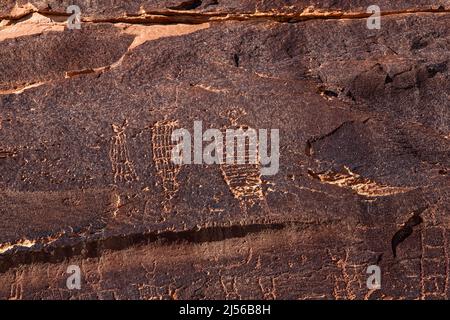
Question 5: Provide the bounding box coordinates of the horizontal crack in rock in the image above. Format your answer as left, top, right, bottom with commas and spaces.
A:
2, 7, 450, 27
0, 223, 286, 273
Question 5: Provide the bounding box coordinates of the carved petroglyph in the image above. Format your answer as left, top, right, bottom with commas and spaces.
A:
308, 166, 414, 197
109, 120, 137, 184
0, 147, 17, 159
137, 261, 175, 300
220, 163, 264, 206
420, 207, 449, 300
110, 190, 121, 218
151, 120, 182, 212
220, 276, 241, 299
220, 126, 264, 210
328, 249, 366, 300
258, 276, 277, 299
9, 269, 25, 300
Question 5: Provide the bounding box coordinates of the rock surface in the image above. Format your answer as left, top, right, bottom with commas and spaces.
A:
0, 0, 449, 300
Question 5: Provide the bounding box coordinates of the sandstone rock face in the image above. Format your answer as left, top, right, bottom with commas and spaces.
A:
0, 1, 449, 300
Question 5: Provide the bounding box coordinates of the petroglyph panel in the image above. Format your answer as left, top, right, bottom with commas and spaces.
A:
151, 120, 182, 211
109, 121, 137, 184
220, 126, 264, 208
0, 1, 449, 300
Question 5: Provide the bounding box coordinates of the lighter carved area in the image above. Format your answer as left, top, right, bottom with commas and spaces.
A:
220, 126, 264, 207
109, 121, 138, 184
310, 166, 414, 197
151, 120, 181, 211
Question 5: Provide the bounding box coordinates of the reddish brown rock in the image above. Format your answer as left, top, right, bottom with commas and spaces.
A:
0, 1, 449, 300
